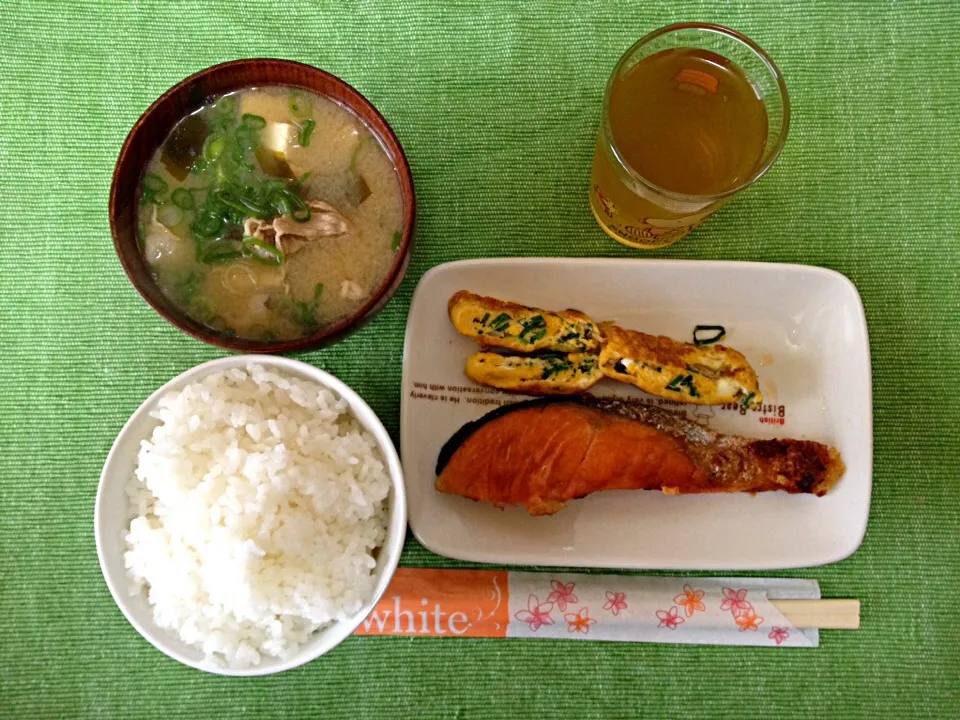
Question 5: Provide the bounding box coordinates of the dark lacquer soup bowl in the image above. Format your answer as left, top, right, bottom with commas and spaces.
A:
110, 59, 415, 353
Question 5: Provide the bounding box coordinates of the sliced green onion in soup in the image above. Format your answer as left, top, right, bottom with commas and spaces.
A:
156, 203, 183, 228
198, 241, 243, 264
190, 211, 223, 238
215, 95, 236, 116
288, 91, 312, 119
214, 163, 231, 185
260, 178, 286, 196
242, 235, 285, 265
293, 300, 316, 329
392, 230, 401, 251
203, 134, 226, 160
299, 119, 316, 147
171, 188, 195, 210
278, 188, 310, 222
241, 113, 267, 129
269, 189, 294, 216
208, 114, 233, 138
211, 188, 249, 215
237, 195, 272, 218
143, 173, 168, 194
235, 125, 260, 150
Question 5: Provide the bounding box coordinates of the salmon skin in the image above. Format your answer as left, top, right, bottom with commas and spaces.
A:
435, 397, 845, 516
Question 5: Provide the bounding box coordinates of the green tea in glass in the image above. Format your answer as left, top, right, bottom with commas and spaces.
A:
590, 23, 790, 249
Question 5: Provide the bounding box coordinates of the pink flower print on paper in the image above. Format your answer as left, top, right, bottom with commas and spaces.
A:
603, 590, 628, 616
546, 580, 578, 612
735, 608, 764, 632
655, 606, 685, 630
514, 594, 554, 632
768, 626, 790, 645
720, 587, 753, 617
565, 607, 597, 635
674, 584, 707, 617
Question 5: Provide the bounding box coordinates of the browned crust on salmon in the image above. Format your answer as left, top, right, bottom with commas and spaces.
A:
435, 397, 844, 515
587, 396, 844, 496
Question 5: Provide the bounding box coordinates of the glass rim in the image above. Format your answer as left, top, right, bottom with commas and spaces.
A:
602, 22, 791, 203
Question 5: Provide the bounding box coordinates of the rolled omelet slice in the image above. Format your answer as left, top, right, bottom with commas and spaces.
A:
449, 291, 600, 353
598, 323, 762, 407
465, 352, 603, 395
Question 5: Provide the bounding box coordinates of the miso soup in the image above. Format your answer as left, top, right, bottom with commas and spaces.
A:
137, 87, 404, 341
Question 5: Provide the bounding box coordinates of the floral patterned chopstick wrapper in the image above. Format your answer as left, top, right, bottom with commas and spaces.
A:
354, 569, 822, 647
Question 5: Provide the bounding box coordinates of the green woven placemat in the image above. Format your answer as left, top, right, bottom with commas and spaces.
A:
1, 1, 958, 717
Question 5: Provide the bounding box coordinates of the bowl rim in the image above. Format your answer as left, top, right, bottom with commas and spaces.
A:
109, 58, 416, 353
94, 355, 408, 676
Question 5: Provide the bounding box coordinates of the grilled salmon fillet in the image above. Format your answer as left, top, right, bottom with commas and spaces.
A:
599, 323, 762, 408
436, 397, 844, 516
465, 352, 603, 395
448, 291, 601, 353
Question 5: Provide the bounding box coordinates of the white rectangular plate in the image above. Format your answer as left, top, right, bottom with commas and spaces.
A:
400, 259, 872, 570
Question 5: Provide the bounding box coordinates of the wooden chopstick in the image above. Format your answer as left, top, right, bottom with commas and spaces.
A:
770, 599, 860, 629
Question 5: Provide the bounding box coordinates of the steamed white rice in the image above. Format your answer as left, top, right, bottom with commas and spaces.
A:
124, 363, 390, 668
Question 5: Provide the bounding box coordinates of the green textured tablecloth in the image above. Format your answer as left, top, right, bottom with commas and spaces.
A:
2, 1, 958, 717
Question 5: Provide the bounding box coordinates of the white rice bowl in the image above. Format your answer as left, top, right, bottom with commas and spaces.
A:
122, 363, 391, 669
